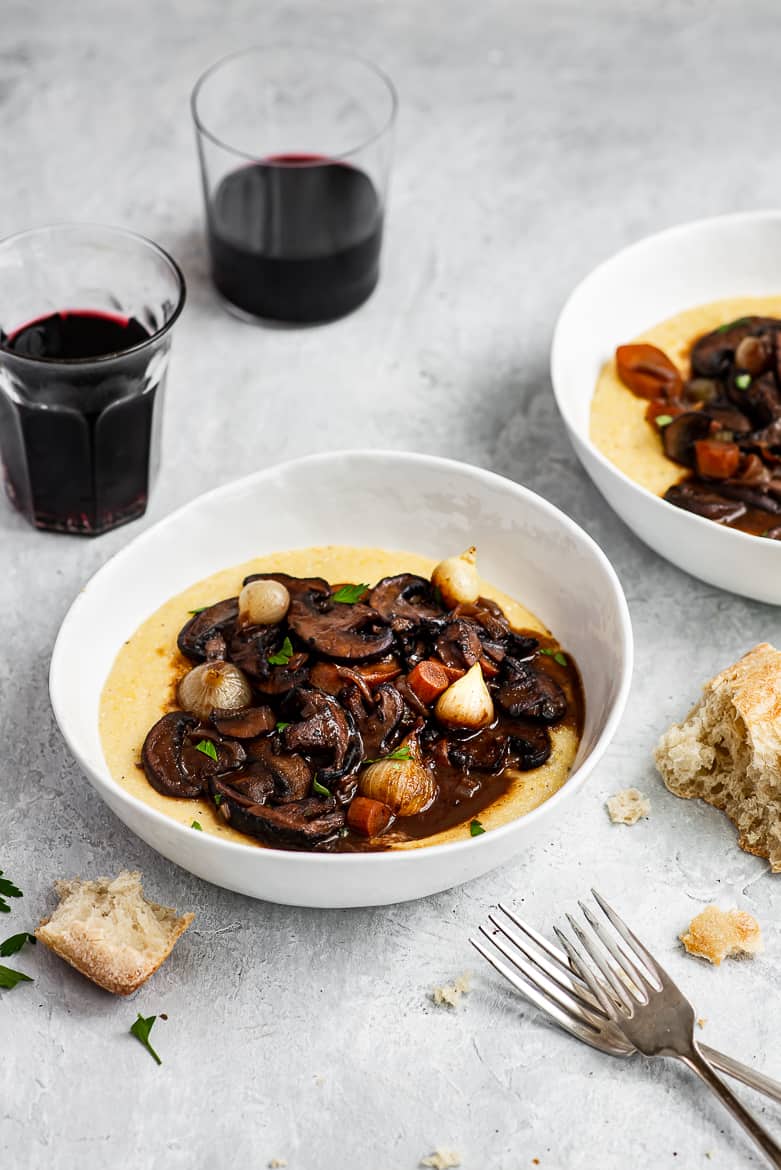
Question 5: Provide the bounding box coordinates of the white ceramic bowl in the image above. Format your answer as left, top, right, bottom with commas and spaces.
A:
551, 210, 781, 604
50, 451, 632, 908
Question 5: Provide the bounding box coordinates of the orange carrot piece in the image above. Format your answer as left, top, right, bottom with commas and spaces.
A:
347, 796, 395, 837
407, 660, 451, 705
693, 439, 741, 480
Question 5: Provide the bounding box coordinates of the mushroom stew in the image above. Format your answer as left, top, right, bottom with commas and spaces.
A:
616, 317, 781, 536
139, 551, 583, 852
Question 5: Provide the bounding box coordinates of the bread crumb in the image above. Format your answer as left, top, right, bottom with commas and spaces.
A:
432, 972, 472, 1008
606, 788, 650, 825
697, 1017, 707, 1029
680, 906, 763, 966
268, 1161, 287, 1168
420, 1151, 461, 1169
314, 1074, 325, 1087
35, 870, 193, 995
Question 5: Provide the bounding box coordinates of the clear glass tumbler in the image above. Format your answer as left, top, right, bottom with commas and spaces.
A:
191, 46, 397, 324
0, 224, 186, 535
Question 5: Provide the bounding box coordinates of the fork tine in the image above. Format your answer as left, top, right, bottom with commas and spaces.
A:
591, 889, 664, 990
553, 925, 617, 1017
485, 916, 607, 1026
578, 901, 649, 1004
491, 910, 601, 1016
565, 913, 635, 1015
498, 904, 598, 1001
469, 934, 605, 1044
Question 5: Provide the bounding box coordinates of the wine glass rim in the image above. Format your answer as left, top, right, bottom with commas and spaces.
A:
0, 222, 187, 367
190, 44, 398, 165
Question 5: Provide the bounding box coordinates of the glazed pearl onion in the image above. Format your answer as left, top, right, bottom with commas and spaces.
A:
435, 662, 494, 730
177, 660, 252, 720
238, 578, 290, 626
431, 546, 479, 608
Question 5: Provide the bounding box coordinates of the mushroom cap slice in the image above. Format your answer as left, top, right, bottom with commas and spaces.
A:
369, 574, 445, 631
177, 598, 239, 662
288, 594, 394, 662
141, 712, 246, 798
283, 688, 364, 785
690, 317, 779, 378
496, 661, 567, 724
210, 778, 345, 848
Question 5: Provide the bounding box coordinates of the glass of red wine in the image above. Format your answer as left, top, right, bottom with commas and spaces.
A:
191, 46, 397, 324
0, 224, 186, 536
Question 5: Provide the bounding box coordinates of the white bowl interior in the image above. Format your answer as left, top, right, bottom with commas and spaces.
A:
50, 452, 632, 904
553, 212, 781, 440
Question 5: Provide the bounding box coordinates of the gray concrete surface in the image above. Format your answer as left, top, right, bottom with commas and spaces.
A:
2, 1, 781, 1166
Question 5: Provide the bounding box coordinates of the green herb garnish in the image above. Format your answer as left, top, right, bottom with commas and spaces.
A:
330, 583, 369, 604
275, 721, 291, 732
130, 1013, 162, 1065
655, 414, 674, 428
312, 778, 331, 797
188, 606, 207, 615
195, 739, 218, 762
191, 821, 203, 831
268, 636, 294, 665
0, 870, 22, 914
365, 745, 412, 764
470, 819, 485, 837
0, 932, 35, 958
735, 372, 752, 390
716, 317, 749, 333
540, 648, 567, 667
0, 965, 33, 990
213, 793, 223, 807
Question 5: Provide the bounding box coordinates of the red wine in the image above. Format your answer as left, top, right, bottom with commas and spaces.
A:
0, 310, 163, 535
207, 156, 383, 323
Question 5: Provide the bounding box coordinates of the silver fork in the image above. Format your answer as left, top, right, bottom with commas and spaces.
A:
470, 892, 781, 1168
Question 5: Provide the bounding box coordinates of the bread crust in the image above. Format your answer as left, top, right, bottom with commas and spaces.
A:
655, 643, 781, 872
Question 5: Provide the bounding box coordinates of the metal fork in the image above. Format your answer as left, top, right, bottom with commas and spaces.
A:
470, 892, 781, 1168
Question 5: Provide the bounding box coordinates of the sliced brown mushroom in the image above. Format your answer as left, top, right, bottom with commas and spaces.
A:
284, 689, 363, 785
210, 705, 276, 738
343, 682, 407, 759
141, 712, 246, 799
497, 660, 567, 724
661, 412, 715, 468
663, 481, 747, 523
177, 598, 239, 662
368, 574, 445, 632
209, 777, 345, 848
690, 317, 778, 378
239, 738, 312, 803
434, 619, 483, 671
229, 624, 309, 694
287, 591, 395, 661
446, 717, 551, 773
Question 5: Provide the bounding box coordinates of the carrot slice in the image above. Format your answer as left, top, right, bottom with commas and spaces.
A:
347, 797, 395, 837
616, 343, 682, 400
408, 659, 451, 705
693, 439, 741, 480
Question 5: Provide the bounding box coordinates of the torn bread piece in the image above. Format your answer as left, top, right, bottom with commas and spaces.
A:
654, 642, 781, 871
680, 905, 763, 966
420, 1151, 461, 1169
432, 972, 471, 1008
35, 870, 193, 995
606, 788, 650, 825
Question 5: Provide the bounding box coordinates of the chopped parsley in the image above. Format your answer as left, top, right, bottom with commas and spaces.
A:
0, 932, 35, 958
0, 965, 33, 990
0, 870, 22, 914
365, 745, 412, 764
735, 372, 752, 390
655, 414, 674, 428
268, 636, 294, 666
312, 778, 331, 797
470, 819, 485, 837
195, 739, 218, 762
275, 721, 291, 732
716, 317, 749, 333
191, 821, 203, 831
130, 1013, 162, 1065
188, 606, 207, 615
540, 648, 568, 667
213, 793, 223, 807
330, 583, 369, 604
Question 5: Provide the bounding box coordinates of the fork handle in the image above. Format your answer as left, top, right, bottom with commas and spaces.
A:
681, 1044, 781, 1168
702, 1043, 781, 1106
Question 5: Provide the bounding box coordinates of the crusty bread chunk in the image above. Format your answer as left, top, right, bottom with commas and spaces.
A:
680, 905, 763, 965
606, 788, 650, 825
654, 642, 781, 871
35, 870, 193, 995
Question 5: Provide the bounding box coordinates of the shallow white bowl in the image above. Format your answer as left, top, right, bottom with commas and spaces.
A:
50, 451, 632, 908
551, 210, 781, 604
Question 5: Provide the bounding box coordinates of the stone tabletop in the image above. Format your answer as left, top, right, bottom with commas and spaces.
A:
2, 1, 781, 1167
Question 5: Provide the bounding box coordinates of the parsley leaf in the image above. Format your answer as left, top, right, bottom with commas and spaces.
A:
540, 648, 567, 667
268, 636, 294, 666
312, 778, 331, 797
330, 583, 369, 604
470, 819, 485, 837
0, 932, 36, 958
130, 1013, 162, 1065
213, 793, 223, 807
188, 606, 207, 615
0, 870, 22, 914
716, 317, 750, 333
365, 745, 412, 764
275, 721, 291, 732
191, 821, 203, 831
735, 372, 751, 390
655, 414, 674, 428
0, 965, 32, 990
195, 739, 218, 762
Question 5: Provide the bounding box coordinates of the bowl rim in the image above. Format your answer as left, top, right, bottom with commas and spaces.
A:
49, 449, 634, 870
550, 208, 781, 553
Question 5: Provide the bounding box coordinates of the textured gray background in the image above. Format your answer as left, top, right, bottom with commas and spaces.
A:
1, 0, 780, 1166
